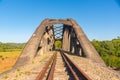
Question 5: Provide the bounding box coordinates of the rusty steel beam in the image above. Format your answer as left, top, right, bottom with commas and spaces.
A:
36, 52, 57, 80
47, 19, 72, 26
60, 50, 91, 80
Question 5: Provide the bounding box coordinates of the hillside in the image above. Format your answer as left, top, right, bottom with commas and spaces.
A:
0, 42, 25, 52
91, 38, 120, 69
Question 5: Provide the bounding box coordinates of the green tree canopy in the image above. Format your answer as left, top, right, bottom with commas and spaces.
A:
91, 38, 120, 69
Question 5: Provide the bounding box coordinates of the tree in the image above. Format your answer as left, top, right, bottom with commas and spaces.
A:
91, 38, 120, 69
54, 41, 62, 49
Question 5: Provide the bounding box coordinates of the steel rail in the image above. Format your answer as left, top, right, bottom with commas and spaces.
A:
46, 53, 57, 80
60, 51, 79, 80
36, 52, 57, 80
36, 51, 91, 80
60, 50, 91, 80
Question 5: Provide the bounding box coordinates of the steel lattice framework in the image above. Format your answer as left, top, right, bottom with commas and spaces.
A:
53, 25, 63, 39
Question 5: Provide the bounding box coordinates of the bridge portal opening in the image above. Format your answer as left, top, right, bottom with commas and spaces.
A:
53, 24, 63, 49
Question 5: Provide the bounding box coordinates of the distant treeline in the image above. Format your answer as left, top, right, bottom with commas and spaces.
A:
91, 37, 120, 69
0, 42, 25, 52
0, 37, 120, 69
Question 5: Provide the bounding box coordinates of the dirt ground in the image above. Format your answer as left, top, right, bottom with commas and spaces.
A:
0, 51, 20, 74
0, 58, 17, 74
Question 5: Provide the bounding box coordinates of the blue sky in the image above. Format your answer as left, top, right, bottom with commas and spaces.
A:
0, 0, 120, 42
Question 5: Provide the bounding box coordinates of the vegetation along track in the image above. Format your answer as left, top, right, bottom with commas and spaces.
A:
36, 51, 91, 80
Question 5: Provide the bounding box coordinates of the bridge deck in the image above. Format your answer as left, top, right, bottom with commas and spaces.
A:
36, 51, 91, 80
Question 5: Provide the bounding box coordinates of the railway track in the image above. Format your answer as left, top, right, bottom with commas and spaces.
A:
36, 51, 91, 80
